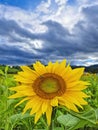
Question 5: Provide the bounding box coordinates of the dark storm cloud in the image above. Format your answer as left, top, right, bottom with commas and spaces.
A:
0, 18, 80, 64
73, 4, 98, 53
37, 20, 85, 58
38, 5, 98, 57
38, 4, 98, 64
37, 20, 80, 56
0, 44, 44, 65
0, 4, 98, 65
0, 18, 38, 42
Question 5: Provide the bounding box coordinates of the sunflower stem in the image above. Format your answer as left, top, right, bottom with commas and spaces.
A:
47, 107, 56, 130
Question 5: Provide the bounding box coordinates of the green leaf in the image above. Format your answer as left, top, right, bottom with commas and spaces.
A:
0, 69, 4, 75
53, 127, 64, 130
9, 113, 33, 124
95, 108, 98, 120
57, 108, 97, 130
57, 114, 79, 130
81, 108, 96, 124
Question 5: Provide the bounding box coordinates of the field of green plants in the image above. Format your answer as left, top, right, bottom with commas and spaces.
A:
0, 66, 98, 130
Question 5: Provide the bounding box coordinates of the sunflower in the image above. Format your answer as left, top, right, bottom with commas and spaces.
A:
9, 59, 89, 125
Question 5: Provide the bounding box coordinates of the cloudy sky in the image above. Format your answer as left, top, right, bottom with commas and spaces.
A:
0, 0, 98, 66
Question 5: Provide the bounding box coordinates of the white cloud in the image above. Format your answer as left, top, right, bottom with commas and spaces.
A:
0, 4, 47, 33
0, 0, 84, 33
36, 0, 51, 13
55, 0, 68, 5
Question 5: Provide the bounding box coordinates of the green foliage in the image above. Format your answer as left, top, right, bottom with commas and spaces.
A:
0, 67, 98, 130
57, 107, 98, 130
0, 65, 21, 74
82, 73, 98, 108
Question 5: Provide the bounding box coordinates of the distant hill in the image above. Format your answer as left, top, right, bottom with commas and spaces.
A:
72, 64, 98, 73
85, 65, 98, 73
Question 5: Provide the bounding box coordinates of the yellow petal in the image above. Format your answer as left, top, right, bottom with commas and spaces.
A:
51, 61, 59, 73
59, 59, 66, 67
46, 105, 52, 125
76, 97, 88, 105
42, 100, 49, 114
9, 85, 32, 91
67, 81, 90, 90
68, 85, 87, 91
33, 61, 47, 75
51, 97, 58, 106
15, 97, 29, 107
21, 90, 35, 96
67, 68, 85, 82
9, 93, 25, 98
21, 66, 38, 76
9, 86, 36, 97
58, 97, 79, 112
22, 99, 35, 114
30, 99, 42, 115
14, 75, 34, 83
69, 94, 88, 105
35, 110, 42, 124
60, 64, 72, 77
64, 91, 88, 106
65, 101, 79, 112
55, 60, 66, 74
46, 61, 53, 73
48, 60, 66, 73
18, 71, 37, 81
64, 95, 83, 109
67, 91, 89, 98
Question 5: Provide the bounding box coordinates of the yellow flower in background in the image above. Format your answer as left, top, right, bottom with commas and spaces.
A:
9, 59, 89, 125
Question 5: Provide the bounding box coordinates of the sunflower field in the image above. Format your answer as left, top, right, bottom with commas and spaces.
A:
0, 64, 98, 130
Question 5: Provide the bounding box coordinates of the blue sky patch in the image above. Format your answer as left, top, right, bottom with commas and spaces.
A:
0, 0, 45, 9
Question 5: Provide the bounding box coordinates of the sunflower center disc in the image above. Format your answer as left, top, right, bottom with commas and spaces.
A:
33, 73, 66, 99
41, 78, 59, 93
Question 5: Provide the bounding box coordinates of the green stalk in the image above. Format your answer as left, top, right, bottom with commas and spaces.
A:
47, 107, 56, 130
4, 66, 10, 130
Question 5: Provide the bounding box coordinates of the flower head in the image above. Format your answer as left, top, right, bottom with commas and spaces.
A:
9, 59, 89, 125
